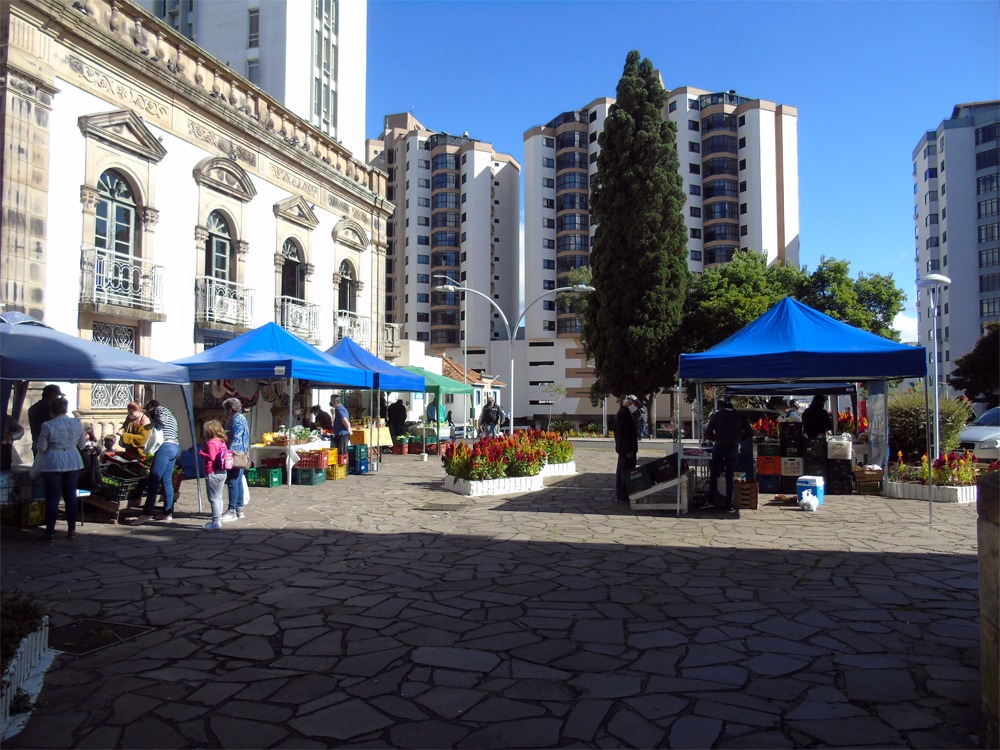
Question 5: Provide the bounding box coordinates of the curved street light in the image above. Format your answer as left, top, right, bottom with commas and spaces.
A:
433, 281, 595, 434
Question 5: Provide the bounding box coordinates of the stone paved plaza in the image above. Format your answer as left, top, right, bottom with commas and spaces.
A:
0, 441, 982, 748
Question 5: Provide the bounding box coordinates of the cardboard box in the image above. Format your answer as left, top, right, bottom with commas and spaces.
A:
734, 482, 759, 510
626, 465, 654, 494
645, 453, 683, 484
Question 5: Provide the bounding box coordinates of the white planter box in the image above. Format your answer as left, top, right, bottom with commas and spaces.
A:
885, 481, 977, 504
538, 461, 576, 478
1, 616, 51, 738
443, 474, 545, 497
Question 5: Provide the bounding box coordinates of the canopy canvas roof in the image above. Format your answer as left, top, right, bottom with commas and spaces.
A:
400, 366, 474, 396
325, 338, 425, 393
0, 318, 190, 385
679, 298, 926, 383
172, 322, 372, 387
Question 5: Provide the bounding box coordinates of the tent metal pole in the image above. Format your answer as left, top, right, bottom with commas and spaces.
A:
288, 377, 294, 489
182, 384, 203, 514
924, 377, 932, 525
675, 378, 682, 517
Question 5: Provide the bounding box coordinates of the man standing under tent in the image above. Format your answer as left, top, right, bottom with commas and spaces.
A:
387, 398, 407, 442
701, 396, 754, 513
330, 395, 352, 458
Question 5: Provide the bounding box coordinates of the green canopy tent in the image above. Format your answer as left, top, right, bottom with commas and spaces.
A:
400, 366, 474, 452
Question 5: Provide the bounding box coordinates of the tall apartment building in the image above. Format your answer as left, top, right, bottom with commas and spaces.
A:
912, 101, 1000, 392
521, 85, 799, 426
137, 0, 367, 155
367, 114, 521, 382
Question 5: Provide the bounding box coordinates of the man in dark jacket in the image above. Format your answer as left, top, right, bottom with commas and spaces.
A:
703, 396, 754, 512
387, 398, 407, 442
614, 395, 639, 503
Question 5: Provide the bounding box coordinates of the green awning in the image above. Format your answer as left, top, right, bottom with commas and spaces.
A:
400, 365, 474, 395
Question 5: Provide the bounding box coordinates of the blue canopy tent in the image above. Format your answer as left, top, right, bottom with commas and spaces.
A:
673, 298, 928, 510
172, 323, 373, 486
0, 315, 203, 511
325, 337, 425, 456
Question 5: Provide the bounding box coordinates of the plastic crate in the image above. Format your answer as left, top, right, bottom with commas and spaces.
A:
296, 450, 329, 469
757, 456, 781, 475
407, 442, 423, 455
347, 444, 369, 461
259, 454, 288, 469
626, 465, 654, 494
756, 442, 781, 457
350, 458, 369, 475
248, 467, 283, 487
757, 474, 780, 493
97, 474, 146, 503
327, 464, 348, 480
292, 467, 326, 485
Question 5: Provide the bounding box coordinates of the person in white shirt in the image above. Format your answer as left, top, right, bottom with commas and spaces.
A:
32, 396, 87, 541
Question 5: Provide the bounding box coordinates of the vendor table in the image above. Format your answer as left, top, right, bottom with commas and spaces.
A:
249, 439, 330, 468
350, 427, 392, 447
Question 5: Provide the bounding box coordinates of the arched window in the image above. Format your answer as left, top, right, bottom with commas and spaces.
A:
95, 169, 137, 257
205, 210, 234, 279
338, 260, 356, 313
281, 239, 305, 299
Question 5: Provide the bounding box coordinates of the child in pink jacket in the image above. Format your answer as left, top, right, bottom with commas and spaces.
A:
198, 420, 229, 530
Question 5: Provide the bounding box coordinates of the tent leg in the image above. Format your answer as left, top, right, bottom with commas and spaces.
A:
288, 377, 294, 490
924, 378, 932, 525
182, 384, 203, 514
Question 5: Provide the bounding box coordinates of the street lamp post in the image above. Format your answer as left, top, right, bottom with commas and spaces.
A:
916, 273, 951, 462
433, 282, 595, 435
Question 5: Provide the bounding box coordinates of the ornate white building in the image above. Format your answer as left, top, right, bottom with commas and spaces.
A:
1, 0, 391, 431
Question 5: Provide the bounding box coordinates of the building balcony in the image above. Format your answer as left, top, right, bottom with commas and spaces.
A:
335, 310, 372, 347
195, 277, 254, 328
80, 246, 165, 320
275, 296, 320, 342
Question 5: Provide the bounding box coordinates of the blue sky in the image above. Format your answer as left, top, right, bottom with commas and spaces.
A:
367, 1, 999, 340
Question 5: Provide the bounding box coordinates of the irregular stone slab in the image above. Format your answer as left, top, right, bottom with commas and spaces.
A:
607, 706, 665, 748
788, 716, 903, 746
289, 699, 393, 741
208, 716, 288, 749
563, 698, 612, 741
389, 719, 470, 749
669, 714, 723, 749
411, 646, 501, 672
844, 668, 919, 702
458, 717, 562, 749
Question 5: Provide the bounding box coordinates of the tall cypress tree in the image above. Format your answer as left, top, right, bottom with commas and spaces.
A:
583, 50, 689, 405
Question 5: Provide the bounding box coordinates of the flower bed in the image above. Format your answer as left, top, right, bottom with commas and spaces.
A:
443, 474, 545, 497
442, 430, 572, 481
539, 460, 576, 478
885, 450, 997, 503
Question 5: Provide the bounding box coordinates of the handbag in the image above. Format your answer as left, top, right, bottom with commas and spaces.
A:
144, 427, 165, 455
231, 450, 250, 469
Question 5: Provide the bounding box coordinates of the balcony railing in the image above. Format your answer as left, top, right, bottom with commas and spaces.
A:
195, 277, 254, 327
384, 323, 402, 359
80, 246, 164, 312
335, 311, 372, 348
275, 296, 319, 341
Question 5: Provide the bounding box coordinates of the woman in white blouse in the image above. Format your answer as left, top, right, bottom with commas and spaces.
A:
32, 396, 87, 541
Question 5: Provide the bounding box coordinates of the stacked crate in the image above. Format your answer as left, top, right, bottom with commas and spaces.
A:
326, 464, 348, 480
803, 438, 828, 478
291, 467, 326, 485
246, 467, 283, 487
756, 443, 781, 493
348, 444, 369, 475
826, 437, 854, 494
733, 480, 759, 510
778, 422, 803, 494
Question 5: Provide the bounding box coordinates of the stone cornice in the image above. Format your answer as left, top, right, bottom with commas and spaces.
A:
11, 0, 392, 218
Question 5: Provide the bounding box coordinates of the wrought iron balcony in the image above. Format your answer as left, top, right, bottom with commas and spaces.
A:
80, 246, 164, 313
195, 277, 254, 327
276, 296, 320, 341
336, 311, 372, 348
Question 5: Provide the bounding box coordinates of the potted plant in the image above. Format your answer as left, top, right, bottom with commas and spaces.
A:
441, 432, 549, 496
885, 449, 994, 503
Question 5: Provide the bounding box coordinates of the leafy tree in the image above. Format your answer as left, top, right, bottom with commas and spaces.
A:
949, 322, 999, 407
800, 258, 905, 341
583, 50, 689, 410
542, 383, 567, 430
682, 252, 907, 355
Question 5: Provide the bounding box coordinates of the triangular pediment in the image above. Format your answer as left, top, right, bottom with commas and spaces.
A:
78, 110, 167, 163
274, 195, 319, 229
193, 157, 257, 202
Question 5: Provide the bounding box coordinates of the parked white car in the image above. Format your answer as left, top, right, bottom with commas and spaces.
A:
958, 407, 1000, 463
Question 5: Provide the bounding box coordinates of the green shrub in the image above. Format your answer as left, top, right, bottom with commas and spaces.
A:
1, 593, 46, 676
888, 391, 973, 461
549, 420, 573, 434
